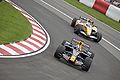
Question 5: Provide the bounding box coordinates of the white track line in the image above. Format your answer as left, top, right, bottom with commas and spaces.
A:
40, 0, 72, 20
12, 5, 23, 12
21, 13, 33, 20
102, 38, 120, 51
40, 0, 120, 52
29, 20, 39, 26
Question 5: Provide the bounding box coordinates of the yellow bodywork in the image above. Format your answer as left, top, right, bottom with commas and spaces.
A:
86, 27, 92, 36
70, 56, 76, 62
83, 23, 92, 36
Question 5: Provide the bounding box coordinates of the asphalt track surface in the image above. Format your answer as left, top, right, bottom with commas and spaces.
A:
0, 0, 120, 80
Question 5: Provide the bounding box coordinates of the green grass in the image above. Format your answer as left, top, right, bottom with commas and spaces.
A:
0, 1, 32, 44
65, 0, 120, 31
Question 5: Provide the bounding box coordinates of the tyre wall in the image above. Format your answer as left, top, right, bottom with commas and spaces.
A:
79, 0, 120, 22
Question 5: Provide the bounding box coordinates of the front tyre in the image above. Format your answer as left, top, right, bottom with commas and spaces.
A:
81, 57, 92, 72
71, 18, 77, 27
94, 32, 102, 42
62, 40, 68, 46
74, 24, 82, 35
74, 28, 80, 35
90, 53, 95, 59
54, 45, 65, 59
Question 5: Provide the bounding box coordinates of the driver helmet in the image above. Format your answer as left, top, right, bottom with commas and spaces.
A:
78, 41, 83, 51
87, 18, 92, 23
79, 41, 82, 45
87, 16, 94, 23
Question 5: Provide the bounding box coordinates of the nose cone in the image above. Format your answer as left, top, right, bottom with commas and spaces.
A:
86, 27, 92, 36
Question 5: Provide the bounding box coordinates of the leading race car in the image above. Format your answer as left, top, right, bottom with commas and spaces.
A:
71, 16, 102, 42
54, 38, 94, 72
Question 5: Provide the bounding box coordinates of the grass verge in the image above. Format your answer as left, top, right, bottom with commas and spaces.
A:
64, 0, 120, 32
0, 1, 32, 44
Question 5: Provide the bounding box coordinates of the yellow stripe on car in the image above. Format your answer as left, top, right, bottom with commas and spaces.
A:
70, 56, 76, 62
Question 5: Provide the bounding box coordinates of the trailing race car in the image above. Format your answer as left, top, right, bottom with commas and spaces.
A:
54, 38, 94, 72
71, 16, 102, 42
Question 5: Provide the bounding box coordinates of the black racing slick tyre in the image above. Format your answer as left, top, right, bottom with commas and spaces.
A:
74, 28, 80, 35
81, 57, 92, 72
54, 45, 65, 59
62, 40, 68, 46
90, 53, 95, 59
71, 18, 77, 27
74, 25, 81, 35
94, 32, 102, 42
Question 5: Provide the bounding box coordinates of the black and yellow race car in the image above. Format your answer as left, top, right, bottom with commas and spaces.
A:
54, 38, 94, 72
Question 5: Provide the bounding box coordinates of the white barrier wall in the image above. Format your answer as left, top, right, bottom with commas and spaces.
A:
106, 5, 120, 22
79, 0, 96, 8
79, 0, 120, 22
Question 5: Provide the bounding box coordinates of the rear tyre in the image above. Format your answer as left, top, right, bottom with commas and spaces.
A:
81, 57, 92, 72
94, 32, 102, 42
71, 18, 77, 27
54, 45, 65, 59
